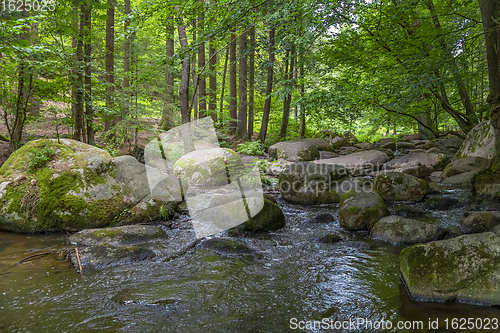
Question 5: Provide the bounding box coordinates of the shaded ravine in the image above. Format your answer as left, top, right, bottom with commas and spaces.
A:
1, 186, 499, 332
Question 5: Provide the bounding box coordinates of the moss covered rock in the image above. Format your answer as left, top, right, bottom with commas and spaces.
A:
400, 232, 500, 305
0, 139, 181, 233
372, 172, 430, 202
228, 198, 286, 234
462, 211, 500, 233
383, 151, 450, 178
173, 147, 243, 186
442, 156, 490, 180
474, 161, 500, 197
198, 238, 253, 256
69, 244, 156, 268
268, 141, 322, 162
279, 161, 351, 204
371, 215, 449, 245
338, 189, 388, 231
456, 121, 497, 159
314, 129, 349, 148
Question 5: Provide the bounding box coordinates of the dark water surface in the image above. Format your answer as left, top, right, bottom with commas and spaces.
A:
1, 188, 499, 333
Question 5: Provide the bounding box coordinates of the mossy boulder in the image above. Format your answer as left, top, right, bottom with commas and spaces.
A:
400, 232, 500, 305
474, 161, 500, 197
268, 141, 322, 162
442, 156, 490, 181
228, 198, 286, 235
279, 161, 351, 204
372, 172, 430, 202
456, 121, 497, 159
371, 215, 450, 245
462, 211, 500, 233
173, 147, 243, 186
343, 131, 358, 145
338, 189, 388, 231
198, 238, 253, 256
0, 139, 182, 233
69, 224, 165, 246
383, 151, 450, 178
69, 244, 156, 268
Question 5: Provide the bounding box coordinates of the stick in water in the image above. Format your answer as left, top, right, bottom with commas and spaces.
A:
75, 248, 83, 274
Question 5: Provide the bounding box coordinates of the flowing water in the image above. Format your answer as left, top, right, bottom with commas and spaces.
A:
1, 186, 499, 333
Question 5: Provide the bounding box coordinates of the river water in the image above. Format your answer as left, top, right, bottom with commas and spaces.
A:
1, 186, 499, 332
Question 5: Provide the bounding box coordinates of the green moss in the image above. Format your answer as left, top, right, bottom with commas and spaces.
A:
93, 228, 125, 239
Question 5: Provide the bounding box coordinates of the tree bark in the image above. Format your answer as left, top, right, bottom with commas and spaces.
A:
123, 0, 131, 117
178, 24, 191, 124
229, 31, 237, 133
83, 1, 94, 145
192, 20, 198, 120
258, 27, 275, 143
209, 42, 217, 121
161, 17, 175, 130
73, 3, 85, 141
248, 26, 255, 139
237, 30, 248, 139
298, 47, 305, 138
478, 0, 500, 131
104, 0, 115, 132
219, 48, 229, 125
198, 11, 207, 118
280, 44, 295, 138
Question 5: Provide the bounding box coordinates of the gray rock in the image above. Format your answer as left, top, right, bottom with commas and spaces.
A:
373, 172, 431, 202
393, 205, 428, 218
301, 139, 335, 152
268, 141, 321, 162
69, 244, 156, 268
396, 142, 416, 149
305, 213, 335, 224
318, 233, 343, 243
198, 238, 253, 256
319, 151, 339, 159
422, 196, 461, 210
440, 136, 464, 149
279, 162, 351, 204
69, 225, 165, 246
462, 211, 500, 233
442, 157, 490, 178
371, 215, 449, 245
314, 130, 349, 148
378, 138, 395, 145
339, 189, 388, 231
380, 141, 396, 150
400, 232, 500, 305
456, 121, 497, 159
315, 150, 389, 176
383, 151, 450, 178
355, 142, 374, 150
441, 171, 478, 188
228, 198, 286, 234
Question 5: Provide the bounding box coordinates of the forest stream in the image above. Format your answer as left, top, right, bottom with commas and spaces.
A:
1, 183, 500, 333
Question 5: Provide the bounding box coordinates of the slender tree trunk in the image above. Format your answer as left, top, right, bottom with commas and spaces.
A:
74, 4, 85, 141
478, 0, 500, 132
229, 31, 237, 133
298, 47, 306, 138
123, 0, 131, 117
209, 43, 217, 121
258, 27, 275, 143
178, 24, 191, 124
219, 48, 229, 125
198, 10, 207, 118
280, 44, 295, 138
83, 1, 94, 145
192, 20, 198, 120
248, 26, 255, 139
237, 30, 248, 139
161, 18, 175, 130
104, 0, 115, 132
71, 3, 78, 136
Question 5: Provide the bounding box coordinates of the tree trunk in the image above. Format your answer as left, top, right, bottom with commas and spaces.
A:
248, 26, 255, 139
478, 0, 500, 131
298, 47, 305, 138
123, 0, 131, 117
229, 31, 237, 133
104, 0, 115, 132
161, 17, 175, 130
74, 3, 85, 141
178, 24, 191, 124
219, 48, 229, 126
237, 30, 248, 139
83, 1, 94, 145
71, 4, 78, 137
258, 27, 275, 143
192, 20, 198, 120
209, 43, 217, 121
198, 11, 207, 118
280, 44, 295, 138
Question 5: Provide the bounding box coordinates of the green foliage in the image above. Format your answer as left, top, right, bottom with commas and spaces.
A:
237, 141, 265, 156
28, 146, 56, 171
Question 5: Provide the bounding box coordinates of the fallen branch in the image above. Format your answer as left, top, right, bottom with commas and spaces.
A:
16, 252, 53, 265
75, 247, 83, 274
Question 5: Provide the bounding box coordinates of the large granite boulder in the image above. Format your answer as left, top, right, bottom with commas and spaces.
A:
474, 161, 500, 197
279, 161, 351, 204
372, 172, 431, 202
315, 150, 389, 176
462, 211, 500, 233
456, 121, 497, 159
382, 152, 450, 178
173, 147, 243, 186
371, 215, 449, 245
339, 189, 388, 231
0, 139, 181, 233
400, 232, 500, 305
441, 157, 490, 188
268, 141, 321, 162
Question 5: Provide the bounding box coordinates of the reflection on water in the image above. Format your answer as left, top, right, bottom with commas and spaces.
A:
1, 189, 499, 332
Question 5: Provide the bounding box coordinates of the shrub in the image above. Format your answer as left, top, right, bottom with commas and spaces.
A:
237, 141, 265, 156
28, 146, 56, 171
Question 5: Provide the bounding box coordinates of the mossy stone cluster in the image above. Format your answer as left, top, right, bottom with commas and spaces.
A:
372, 172, 430, 202
338, 189, 388, 231
0, 139, 180, 233
456, 120, 496, 159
